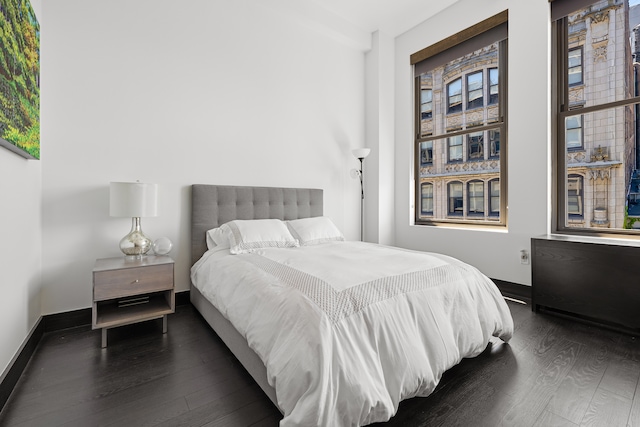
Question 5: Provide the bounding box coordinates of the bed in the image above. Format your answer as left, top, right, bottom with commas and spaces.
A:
190, 184, 514, 426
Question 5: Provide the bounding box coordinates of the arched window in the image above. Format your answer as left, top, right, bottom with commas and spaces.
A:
567, 174, 583, 218
489, 178, 500, 217
447, 78, 462, 113
468, 180, 484, 216
467, 71, 483, 109
448, 181, 463, 216
421, 183, 434, 215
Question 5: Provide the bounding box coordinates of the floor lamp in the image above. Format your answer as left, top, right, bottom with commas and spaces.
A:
351, 148, 371, 241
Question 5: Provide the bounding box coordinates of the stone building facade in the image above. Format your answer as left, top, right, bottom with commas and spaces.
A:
564, 0, 635, 229
417, 42, 502, 223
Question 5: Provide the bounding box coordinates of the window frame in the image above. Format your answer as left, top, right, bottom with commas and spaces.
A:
421, 88, 433, 120
568, 46, 583, 87
567, 174, 584, 218
412, 11, 508, 228
467, 180, 485, 216
466, 71, 484, 110
420, 141, 434, 165
489, 178, 500, 217
447, 78, 463, 114
488, 67, 499, 105
448, 135, 464, 163
421, 182, 434, 215
553, 2, 640, 238
448, 181, 464, 216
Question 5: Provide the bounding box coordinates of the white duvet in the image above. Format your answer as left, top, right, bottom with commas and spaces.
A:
191, 241, 514, 426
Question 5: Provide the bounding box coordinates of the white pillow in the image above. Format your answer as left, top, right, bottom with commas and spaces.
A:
286, 216, 345, 246
206, 226, 231, 250
220, 219, 299, 254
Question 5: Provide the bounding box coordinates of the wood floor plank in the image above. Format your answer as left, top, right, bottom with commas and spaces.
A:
533, 410, 579, 427
544, 342, 608, 424
627, 379, 640, 427
580, 387, 633, 427
598, 356, 640, 400
501, 339, 583, 426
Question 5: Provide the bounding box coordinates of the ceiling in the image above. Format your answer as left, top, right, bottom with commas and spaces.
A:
310, 0, 459, 37
263, 0, 459, 51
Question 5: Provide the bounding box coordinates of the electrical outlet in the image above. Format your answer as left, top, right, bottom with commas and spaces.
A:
520, 250, 530, 265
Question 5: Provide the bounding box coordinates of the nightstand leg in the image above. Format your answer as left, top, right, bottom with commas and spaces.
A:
162, 315, 167, 334
101, 328, 107, 348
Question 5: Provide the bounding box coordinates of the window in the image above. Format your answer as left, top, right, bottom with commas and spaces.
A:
420, 141, 433, 165
448, 135, 463, 162
421, 89, 433, 119
489, 179, 500, 216
568, 47, 582, 86
467, 71, 483, 109
553, 0, 638, 234
448, 182, 463, 216
468, 131, 484, 160
447, 78, 462, 114
565, 115, 582, 150
412, 11, 507, 226
489, 129, 500, 158
488, 68, 499, 105
468, 181, 484, 216
421, 183, 434, 215
567, 174, 583, 218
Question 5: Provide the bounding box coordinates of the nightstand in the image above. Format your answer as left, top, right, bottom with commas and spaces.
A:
92, 255, 175, 348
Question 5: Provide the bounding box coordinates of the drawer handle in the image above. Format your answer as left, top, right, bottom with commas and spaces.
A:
133, 279, 140, 284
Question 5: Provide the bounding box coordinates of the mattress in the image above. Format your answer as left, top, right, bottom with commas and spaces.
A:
191, 240, 514, 426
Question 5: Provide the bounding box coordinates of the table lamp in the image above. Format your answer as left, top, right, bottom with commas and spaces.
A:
109, 181, 158, 256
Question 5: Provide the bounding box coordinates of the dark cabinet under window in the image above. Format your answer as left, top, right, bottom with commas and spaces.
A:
532, 235, 640, 332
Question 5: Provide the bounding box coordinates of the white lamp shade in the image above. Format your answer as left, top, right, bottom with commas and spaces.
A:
352, 148, 371, 159
110, 182, 158, 217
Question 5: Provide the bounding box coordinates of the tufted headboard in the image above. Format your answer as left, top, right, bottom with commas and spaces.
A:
191, 184, 323, 265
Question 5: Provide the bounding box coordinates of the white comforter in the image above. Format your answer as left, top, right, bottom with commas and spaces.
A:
191, 241, 513, 426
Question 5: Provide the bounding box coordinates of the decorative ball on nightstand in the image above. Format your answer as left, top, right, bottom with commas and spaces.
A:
153, 237, 173, 255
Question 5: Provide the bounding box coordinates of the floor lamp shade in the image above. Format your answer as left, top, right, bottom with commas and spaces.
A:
110, 182, 158, 256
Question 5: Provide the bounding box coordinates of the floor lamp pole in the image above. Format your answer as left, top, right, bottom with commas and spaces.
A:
351, 148, 370, 243
358, 157, 364, 242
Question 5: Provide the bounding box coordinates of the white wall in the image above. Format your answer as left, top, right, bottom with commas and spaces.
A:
0, 0, 43, 384
0, 150, 42, 380
393, 0, 551, 286
40, 0, 365, 315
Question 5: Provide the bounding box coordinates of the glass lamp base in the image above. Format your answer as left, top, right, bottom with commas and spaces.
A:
119, 217, 152, 256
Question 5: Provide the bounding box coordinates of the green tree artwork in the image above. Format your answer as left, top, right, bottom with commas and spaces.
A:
0, 0, 39, 159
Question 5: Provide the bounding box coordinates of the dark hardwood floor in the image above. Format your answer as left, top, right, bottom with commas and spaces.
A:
1, 300, 639, 426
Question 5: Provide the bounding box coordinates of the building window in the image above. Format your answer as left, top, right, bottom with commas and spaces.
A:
568, 47, 583, 86
489, 129, 500, 158
421, 183, 434, 215
467, 71, 483, 110
468, 131, 484, 160
553, 0, 638, 235
565, 115, 582, 150
421, 89, 433, 119
412, 11, 507, 226
488, 68, 499, 105
448, 135, 463, 162
489, 179, 500, 216
567, 175, 583, 218
448, 181, 463, 216
420, 141, 433, 165
447, 78, 462, 114
468, 180, 484, 216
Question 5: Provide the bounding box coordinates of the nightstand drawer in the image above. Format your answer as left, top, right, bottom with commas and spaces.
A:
94, 263, 173, 300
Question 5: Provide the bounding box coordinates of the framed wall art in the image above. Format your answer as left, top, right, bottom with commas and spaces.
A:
0, 0, 39, 160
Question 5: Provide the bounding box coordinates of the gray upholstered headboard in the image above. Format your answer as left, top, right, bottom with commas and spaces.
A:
191, 185, 323, 265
